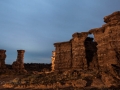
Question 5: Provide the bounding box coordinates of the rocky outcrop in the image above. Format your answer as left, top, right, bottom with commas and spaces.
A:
89, 11, 120, 76
53, 34, 98, 71
53, 11, 120, 72
0, 50, 6, 69
53, 11, 120, 87
53, 33, 98, 71
12, 50, 26, 72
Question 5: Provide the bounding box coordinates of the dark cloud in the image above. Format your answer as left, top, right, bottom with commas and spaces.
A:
0, 0, 120, 64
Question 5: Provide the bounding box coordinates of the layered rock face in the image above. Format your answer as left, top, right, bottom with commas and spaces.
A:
53, 11, 120, 74
12, 50, 26, 72
54, 41, 72, 71
0, 50, 6, 69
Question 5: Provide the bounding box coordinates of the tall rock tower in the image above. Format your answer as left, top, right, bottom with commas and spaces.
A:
0, 49, 6, 69
17, 50, 25, 68
51, 51, 55, 71
12, 50, 26, 72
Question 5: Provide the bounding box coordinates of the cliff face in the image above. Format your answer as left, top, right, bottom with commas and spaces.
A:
52, 11, 120, 74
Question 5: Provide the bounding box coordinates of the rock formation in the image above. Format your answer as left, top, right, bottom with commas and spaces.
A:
53, 34, 98, 71
89, 11, 120, 75
12, 50, 26, 72
0, 49, 6, 69
53, 11, 120, 75
51, 51, 55, 71
54, 41, 72, 71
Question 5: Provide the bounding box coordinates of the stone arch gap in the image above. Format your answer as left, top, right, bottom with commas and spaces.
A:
87, 33, 95, 41
84, 33, 98, 68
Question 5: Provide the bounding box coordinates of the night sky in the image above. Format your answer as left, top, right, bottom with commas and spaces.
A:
0, 0, 120, 64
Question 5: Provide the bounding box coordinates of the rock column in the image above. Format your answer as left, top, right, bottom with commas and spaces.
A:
17, 50, 25, 66
51, 51, 55, 71
12, 50, 26, 72
0, 49, 6, 69
54, 41, 72, 71
71, 32, 88, 70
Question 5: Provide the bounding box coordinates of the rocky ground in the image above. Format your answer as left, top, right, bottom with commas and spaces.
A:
0, 69, 120, 90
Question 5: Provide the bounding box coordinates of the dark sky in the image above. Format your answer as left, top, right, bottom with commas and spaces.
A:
0, 0, 120, 64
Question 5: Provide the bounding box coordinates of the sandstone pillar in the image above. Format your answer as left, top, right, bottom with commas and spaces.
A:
71, 32, 88, 70
12, 50, 26, 72
17, 50, 25, 65
51, 51, 55, 71
0, 49, 6, 69
89, 28, 105, 70
54, 41, 72, 71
